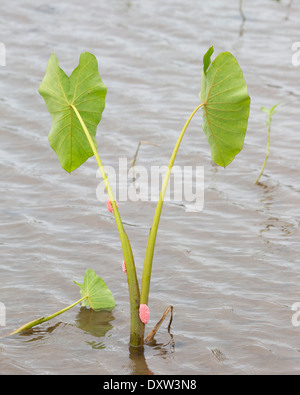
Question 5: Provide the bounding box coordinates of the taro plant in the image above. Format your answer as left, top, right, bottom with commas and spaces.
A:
255, 104, 279, 184
6, 47, 250, 346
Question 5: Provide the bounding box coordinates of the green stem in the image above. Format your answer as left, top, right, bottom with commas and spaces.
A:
140, 103, 204, 305
7, 296, 87, 337
255, 120, 271, 184
71, 105, 143, 347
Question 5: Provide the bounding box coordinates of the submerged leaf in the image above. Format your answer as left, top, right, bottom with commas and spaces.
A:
39, 52, 107, 173
200, 48, 250, 167
74, 270, 115, 311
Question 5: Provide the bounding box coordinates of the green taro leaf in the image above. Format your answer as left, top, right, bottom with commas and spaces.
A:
74, 270, 115, 311
200, 47, 250, 167
39, 52, 107, 173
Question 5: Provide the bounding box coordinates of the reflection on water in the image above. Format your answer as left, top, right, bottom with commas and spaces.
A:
128, 335, 175, 375
75, 308, 114, 337
129, 345, 154, 375
75, 308, 114, 349
16, 322, 63, 343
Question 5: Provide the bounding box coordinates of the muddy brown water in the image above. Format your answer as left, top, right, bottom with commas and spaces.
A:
1, 0, 300, 375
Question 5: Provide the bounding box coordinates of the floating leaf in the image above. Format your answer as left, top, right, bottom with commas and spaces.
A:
200, 46, 250, 167
39, 52, 107, 173
74, 270, 115, 311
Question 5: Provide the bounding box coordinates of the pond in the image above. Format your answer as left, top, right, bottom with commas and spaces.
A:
0, 0, 300, 375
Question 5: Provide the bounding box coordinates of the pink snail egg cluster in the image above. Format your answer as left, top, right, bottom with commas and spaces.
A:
122, 260, 127, 274
139, 304, 150, 324
106, 198, 119, 213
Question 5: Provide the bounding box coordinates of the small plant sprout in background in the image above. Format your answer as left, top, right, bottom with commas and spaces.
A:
131, 140, 158, 168
239, 0, 246, 22
255, 104, 279, 185
130, 140, 158, 182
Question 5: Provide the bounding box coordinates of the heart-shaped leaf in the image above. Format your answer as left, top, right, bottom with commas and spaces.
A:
74, 270, 115, 311
200, 46, 250, 167
39, 52, 107, 173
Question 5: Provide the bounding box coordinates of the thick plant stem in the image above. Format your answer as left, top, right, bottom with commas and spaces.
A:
71, 105, 143, 347
123, 231, 145, 345
6, 296, 87, 337
140, 103, 204, 306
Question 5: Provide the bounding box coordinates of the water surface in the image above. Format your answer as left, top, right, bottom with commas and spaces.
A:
1, 0, 300, 375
